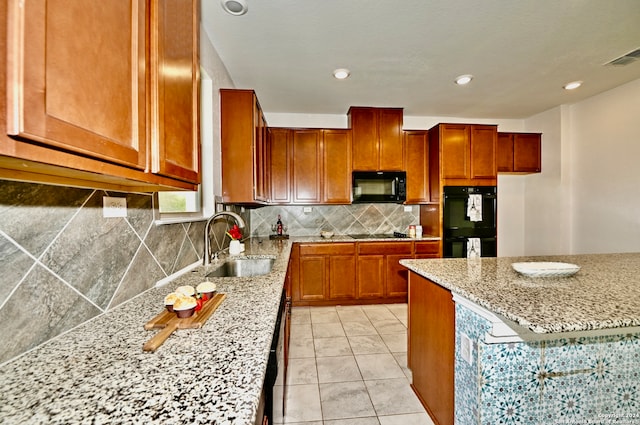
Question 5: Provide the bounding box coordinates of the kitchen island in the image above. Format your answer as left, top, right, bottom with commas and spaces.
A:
0, 238, 293, 425
400, 253, 640, 425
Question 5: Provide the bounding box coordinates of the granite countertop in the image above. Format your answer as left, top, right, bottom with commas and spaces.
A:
0, 238, 292, 425
400, 253, 640, 334
0, 234, 439, 425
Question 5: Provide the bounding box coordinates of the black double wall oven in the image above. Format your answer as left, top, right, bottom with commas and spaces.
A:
443, 186, 497, 257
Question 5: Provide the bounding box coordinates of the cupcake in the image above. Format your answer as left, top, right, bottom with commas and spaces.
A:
175, 285, 196, 297
173, 296, 197, 318
164, 292, 181, 312
196, 281, 217, 301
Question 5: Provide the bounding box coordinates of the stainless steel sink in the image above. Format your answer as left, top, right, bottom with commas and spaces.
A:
205, 258, 275, 278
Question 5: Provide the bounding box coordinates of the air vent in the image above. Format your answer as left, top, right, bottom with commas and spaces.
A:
605, 48, 640, 66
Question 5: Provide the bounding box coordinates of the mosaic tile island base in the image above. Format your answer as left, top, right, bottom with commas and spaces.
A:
401, 254, 640, 425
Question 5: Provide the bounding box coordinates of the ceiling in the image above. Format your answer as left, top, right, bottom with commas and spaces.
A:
202, 0, 640, 119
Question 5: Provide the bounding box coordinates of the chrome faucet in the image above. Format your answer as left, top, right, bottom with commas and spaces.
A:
203, 211, 246, 266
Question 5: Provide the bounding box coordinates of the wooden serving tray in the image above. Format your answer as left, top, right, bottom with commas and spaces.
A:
143, 293, 226, 352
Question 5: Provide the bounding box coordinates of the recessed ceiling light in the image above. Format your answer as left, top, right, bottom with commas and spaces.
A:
333, 68, 350, 80
563, 80, 583, 90
455, 74, 473, 85
221, 0, 248, 15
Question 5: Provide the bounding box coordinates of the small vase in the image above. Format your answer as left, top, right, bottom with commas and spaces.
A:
229, 239, 242, 255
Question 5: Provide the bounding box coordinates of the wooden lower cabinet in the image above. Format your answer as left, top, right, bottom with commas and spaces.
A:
328, 255, 357, 299
298, 256, 326, 301
293, 241, 430, 306
356, 255, 385, 298
294, 243, 356, 304
408, 272, 455, 425
358, 242, 414, 299
414, 240, 441, 259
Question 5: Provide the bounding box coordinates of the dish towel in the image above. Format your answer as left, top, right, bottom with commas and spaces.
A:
467, 194, 483, 222
467, 238, 481, 258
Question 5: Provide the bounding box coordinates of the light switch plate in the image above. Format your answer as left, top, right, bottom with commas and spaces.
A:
103, 196, 127, 218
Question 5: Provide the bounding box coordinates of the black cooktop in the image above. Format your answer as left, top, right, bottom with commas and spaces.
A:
349, 232, 407, 239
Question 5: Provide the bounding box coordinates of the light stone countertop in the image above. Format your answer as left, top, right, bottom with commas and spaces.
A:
400, 253, 640, 334
0, 235, 436, 425
0, 238, 292, 425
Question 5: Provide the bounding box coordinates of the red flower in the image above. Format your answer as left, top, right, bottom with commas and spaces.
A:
227, 224, 243, 240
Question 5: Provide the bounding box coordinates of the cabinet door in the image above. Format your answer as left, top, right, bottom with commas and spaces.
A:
409, 273, 455, 425
221, 90, 258, 203
440, 124, 470, 179
328, 255, 356, 300
150, 0, 200, 183
269, 128, 292, 203
496, 133, 515, 172
299, 256, 326, 301
469, 125, 497, 179
513, 133, 541, 172
323, 129, 352, 204
404, 130, 430, 203
291, 129, 322, 203
254, 106, 269, 202
386, 254, 411, 298
357, 256, 385, 298
349, 108, 378, 171
7, 0, 147, 170
378, 108, 404, 170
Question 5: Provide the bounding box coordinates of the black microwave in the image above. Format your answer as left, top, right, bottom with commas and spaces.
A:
352, 171, 406, 203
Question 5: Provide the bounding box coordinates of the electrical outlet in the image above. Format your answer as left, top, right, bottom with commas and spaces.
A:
403, 205, 412, 212
103, 196, 127, 218
460, 332, 473, 365
303, 207, 313, 213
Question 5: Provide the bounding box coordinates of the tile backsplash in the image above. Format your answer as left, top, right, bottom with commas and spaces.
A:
0, 179, 414, 365
0, 181, 245, 365
250, 204, 420, 237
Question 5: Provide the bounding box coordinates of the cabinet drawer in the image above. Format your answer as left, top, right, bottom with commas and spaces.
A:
299, 243, 355, 256
358, 242, 413, 255
415, 241, 440, 255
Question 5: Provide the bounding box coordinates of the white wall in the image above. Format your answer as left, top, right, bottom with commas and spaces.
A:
567, 78, 640, 254
200, 28, 235, 199
517, 78, 640, 255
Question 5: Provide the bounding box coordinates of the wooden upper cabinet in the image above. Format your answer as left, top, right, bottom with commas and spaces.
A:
254, 105, 269, 202
348, 107, 403, 171
439, 124, 469, 180
269, 128, 292, 204
151, 0, 200, 183
432, 123, 497, 185
7, 0, 147, 169
403, 130, 430, 204
322, 129, 352, 204
2, 0, 200, 190
497, 132, 542, 173
221, 89, 268, 204
470, 125, 497, 179
291, 129, 322, 203
282, 128, 351, 205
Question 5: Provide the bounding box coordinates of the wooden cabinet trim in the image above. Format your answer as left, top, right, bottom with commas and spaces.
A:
299, 243, 356, 256
357, 241, 413, 255
414, 241, 440, 255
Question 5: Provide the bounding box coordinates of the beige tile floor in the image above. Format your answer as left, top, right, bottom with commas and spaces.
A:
278, 304, 436, 425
